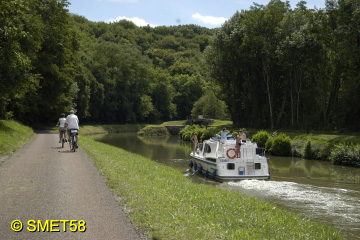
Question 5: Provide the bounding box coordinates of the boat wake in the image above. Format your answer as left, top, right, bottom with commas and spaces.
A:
228, 180, 360, 238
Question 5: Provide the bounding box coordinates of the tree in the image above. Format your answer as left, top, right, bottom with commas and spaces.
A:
148, 70, 176, 121
172, 74, 205, 120
90, 42, 153, 123
243, 0, 290, 129
0, 0, 43, 119
14, 0, 79, 123
276, 2, 323, 128
191, 91, 229, 120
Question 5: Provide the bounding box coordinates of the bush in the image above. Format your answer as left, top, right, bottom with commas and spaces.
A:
199, 129, 213, 142
265, 132, 278, 151
303, 139, 315, 159
265, 139, 273, 151
291, 136, 308, 157
179, 125, 216, 142
269, 133, 291, 156
329, 143, 360, 167
251, 130, 270, 148
179, 125, 199, 141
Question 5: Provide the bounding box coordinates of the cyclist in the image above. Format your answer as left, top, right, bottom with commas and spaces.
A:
66, 109, 79, 145
56, 113, 67, 143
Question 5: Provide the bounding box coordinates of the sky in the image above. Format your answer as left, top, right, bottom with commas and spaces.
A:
66, 0, 326, 29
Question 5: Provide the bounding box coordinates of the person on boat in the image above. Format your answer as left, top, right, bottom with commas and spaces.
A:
191, 132, 198, 155
220, 127, 229, 144
239, 130, 247, 141
234, 132, 241, 157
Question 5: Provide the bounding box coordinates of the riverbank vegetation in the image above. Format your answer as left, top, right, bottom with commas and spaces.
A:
178, 124, 360, 167
80, 136, 342, 239
0, 120, 34, 156
137, 121, 185, 136
81, 124, 146, 135
329, 144, 360, 167
2, 0, 359, 134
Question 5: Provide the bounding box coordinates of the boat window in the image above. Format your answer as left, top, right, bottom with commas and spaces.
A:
204, 144, 211, 153
206, 158, 216, 163
255, 163, 261, 169
256, 148, 265, 155
227, 163, 235, 170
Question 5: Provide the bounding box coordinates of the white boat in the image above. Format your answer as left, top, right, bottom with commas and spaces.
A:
189, 137, 270, 181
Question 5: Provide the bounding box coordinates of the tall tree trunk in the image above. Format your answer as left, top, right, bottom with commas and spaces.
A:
262, 59, 274, 129
295, 72, 303, 128
290, 68, 294, 128
325, 75, 341, 129
276, 90, 287, 128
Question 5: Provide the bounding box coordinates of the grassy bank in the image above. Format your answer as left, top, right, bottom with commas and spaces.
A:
137, 120, 186, 136
138, 120, 233, 136
81, 124, 146, 135
81, 136, 342, 239
0, 120, 34, 156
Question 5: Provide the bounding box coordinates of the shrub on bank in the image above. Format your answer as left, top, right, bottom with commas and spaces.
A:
267, 133, 292, 156
304, 139, 316, 159
291, 135, 308, 157
251, 130, 270, 148
265, 131, 278, 152
179, 125, 216, 142
291, 135, 333, 160
179, 125, 198, 141
329, 143, 360, 167
137, 125, 169, 136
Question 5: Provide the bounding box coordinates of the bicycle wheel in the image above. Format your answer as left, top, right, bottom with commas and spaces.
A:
69, 136, 72, 150
73, 135, 77, 152
61, 133, 65, 148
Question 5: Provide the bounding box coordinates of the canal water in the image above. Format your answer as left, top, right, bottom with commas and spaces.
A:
89, 132, 360, 239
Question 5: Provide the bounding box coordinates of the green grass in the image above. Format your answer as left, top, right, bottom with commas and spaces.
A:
81, 124, 146, 135
137, 121, 186, 136
211, 119, 233, 127
160, 120, 186, 126
0, 120, 34, 156
138, 120, 234, 136
81, 136, 342, 240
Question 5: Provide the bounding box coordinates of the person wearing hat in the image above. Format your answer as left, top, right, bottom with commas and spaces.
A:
66, 109, 79, 142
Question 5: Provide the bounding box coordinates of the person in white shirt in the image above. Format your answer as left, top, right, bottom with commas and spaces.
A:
66, 109, 79, 141
56, 113, 67, 143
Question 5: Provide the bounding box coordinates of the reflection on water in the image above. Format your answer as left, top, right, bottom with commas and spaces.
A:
89, 132, 191, 170
89, 132, 360, 239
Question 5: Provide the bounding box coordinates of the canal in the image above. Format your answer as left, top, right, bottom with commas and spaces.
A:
89, 132, 360, 239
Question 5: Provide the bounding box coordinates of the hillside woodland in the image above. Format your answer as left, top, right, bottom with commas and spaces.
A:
1, 0, 359, 131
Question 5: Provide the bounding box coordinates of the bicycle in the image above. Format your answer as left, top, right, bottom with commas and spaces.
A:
60, 129, 66, 148
69, 129, 79, 152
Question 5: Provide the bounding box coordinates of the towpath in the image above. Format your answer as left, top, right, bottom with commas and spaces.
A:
0, 131, 145, 239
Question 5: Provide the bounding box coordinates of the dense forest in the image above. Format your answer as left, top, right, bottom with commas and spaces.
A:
1, 0, 359, 131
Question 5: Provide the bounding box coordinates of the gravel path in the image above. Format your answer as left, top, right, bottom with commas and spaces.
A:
0, 132, 145, 239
